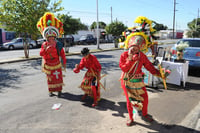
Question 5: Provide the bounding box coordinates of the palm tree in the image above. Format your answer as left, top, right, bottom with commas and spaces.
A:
187, 18, 200, 38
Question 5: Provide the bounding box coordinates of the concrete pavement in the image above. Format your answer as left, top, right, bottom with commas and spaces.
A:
0, 43, 200, 133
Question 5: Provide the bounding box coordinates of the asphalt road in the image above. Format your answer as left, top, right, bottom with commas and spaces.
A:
0, 43, 116, 61
0, 50, 200, 133
0, 40, 178, 61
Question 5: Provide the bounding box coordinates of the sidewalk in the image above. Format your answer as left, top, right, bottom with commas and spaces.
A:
180, 100, 200, 132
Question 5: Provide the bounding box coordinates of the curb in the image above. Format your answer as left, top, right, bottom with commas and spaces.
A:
180, 101, 200, 131
0, 48, 122, 64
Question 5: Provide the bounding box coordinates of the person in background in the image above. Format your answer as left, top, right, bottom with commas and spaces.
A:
37, 12, 66, 97
119, 35, 161, 126
73, 48, 101, 107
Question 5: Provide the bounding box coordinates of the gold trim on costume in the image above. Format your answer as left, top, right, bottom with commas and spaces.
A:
128, 88, 145, 96
48, 83, 64, 88
80, 85, 91, 90
44, 63, 62, 70
125, 81, 146, 89
128, 93, 144, 101
42, 69, 51, 74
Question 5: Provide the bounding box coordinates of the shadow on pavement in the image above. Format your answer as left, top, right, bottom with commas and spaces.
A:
66, 58, 81, 69
56, 92, 200, 133
0, 68, 21, 92
60, 92, 127, 118
65, 54, 120, 74
189, 67, 200, 77
94, 54, 114, 59
60, 92, 82, 101
135, 120, 199, 133
148, 81, 200, 91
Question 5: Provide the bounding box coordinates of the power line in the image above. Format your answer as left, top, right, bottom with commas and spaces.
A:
62, 9, 110, 16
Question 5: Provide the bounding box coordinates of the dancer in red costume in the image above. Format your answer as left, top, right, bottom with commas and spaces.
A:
73, 48, 101, 107
37, 12, 66, 97
119, 35, 161, 126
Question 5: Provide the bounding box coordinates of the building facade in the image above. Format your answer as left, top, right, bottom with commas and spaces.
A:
0, 28, 16, 44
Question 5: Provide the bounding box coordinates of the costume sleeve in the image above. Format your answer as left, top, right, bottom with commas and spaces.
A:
40, 42, 47, 56
142, 53, 160, 75
93, 56, 101, 72
119, 52, 135, 73
73, 58, 85, 73
60, 48, 66, 65
78, 58, 85, 70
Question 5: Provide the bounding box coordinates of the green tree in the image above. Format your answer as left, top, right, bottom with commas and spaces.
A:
0, 0, 63, 58
105, 21, 127, 48
57, 13, 88, 35
90, 21, 106, 29
187, 18, 200, 38
152, 21, 168, 31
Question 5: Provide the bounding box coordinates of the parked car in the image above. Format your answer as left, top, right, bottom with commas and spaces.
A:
171, 38, 200, 68
77, 34, 97, 45
36, 35, 74, 48
65, 35, 74, 46
0, 37, 36, 50
36, 38, 46, 48
57, 37, 74, 47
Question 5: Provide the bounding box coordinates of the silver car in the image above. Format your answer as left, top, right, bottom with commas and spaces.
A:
1, 38, 36, 50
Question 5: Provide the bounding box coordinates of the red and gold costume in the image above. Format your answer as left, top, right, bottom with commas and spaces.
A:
40, 41, 66, 92
37, 12, 66, 95
120, 51, 160, 121
119, 16, 161, 125
73, 54, 101, 106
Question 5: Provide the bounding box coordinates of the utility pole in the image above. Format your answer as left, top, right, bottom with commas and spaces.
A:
173, 0, 178, 39
96, 0, 100, 49
111, 6, 113, 23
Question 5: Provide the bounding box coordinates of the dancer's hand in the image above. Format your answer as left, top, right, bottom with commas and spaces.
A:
128, 47, 133, 61
73, 64, 80, 73
75, 64, 79, 69
62, 64, 66, 71
128, 47, 134, 55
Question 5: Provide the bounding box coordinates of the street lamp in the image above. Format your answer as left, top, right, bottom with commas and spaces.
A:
173, 0, 178, 39
96, 0, 100, 49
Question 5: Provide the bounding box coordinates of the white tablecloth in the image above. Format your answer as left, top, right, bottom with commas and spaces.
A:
161, 61, 189, 87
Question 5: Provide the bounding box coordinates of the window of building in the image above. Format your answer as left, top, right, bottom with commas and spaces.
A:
6, 32, 16, 40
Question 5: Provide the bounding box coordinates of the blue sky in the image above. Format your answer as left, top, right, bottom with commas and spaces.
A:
56, 0, 200, 30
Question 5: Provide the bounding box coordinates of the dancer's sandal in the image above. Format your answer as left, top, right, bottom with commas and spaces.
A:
57, 91, 62, 98
81, 94, 88, 101
126, 119, 135, 126
49, 92, 53, 97
142, 114, 153, 122
92, 102, 98, 107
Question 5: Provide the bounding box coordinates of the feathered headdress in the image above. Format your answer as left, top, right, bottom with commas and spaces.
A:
37, 12, 64, 39
124, 32, 149, 52
120, 16, 157, 53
